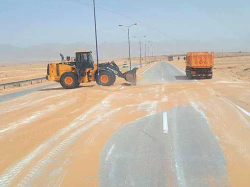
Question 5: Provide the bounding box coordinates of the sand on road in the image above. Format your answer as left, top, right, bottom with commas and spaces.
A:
0, 62, 250, 186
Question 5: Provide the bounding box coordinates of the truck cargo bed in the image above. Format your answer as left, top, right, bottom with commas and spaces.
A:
185, 52, 214, 79
186, 52, 214, 68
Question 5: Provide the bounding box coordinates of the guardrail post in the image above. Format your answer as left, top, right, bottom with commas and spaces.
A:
0, 77, 46, 90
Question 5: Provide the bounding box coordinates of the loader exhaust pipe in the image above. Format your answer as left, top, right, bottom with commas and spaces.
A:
60, 53, 64, 62
123, 67, 138, 86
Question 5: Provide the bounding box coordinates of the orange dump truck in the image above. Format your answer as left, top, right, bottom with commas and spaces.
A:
185, 52, 214, 79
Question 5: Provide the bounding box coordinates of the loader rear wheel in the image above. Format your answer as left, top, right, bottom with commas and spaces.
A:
97, 71, 114, 86
60, 72, 78, 89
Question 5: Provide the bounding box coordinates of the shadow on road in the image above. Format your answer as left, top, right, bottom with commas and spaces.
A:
175, 76, 190, 81
121, 83, 132, 86
39, 85, 95, 91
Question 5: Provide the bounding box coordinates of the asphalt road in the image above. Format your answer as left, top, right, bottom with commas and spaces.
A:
140, 61, 192, 83
0, 62, 142, 103
1, 61, 249, 186
99, 62, 228, 187
0, 83, 57, 103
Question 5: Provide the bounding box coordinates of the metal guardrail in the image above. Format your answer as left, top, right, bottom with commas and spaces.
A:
0, 77, 47, 90
0, 62, 153, 90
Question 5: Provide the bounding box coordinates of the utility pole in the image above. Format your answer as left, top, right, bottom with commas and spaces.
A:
147, 41, 151, 63
119, 23, 137, 70
151, 43, 154, 62
134, 36, 146, 68
92, 0, 100, 85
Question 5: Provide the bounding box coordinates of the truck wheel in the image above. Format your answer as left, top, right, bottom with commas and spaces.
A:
188, 72, 192, 79
97, 70, 114, 86
208, 76, 212, 79
60, 72, 78, 89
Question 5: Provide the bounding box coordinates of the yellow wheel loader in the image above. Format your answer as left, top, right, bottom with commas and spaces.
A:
46, 51, 138, 89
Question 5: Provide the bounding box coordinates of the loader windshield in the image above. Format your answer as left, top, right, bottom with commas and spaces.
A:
76, 52, 94, 69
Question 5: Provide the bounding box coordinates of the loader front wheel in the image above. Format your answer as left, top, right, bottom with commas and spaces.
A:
108, 70, 116, 85
60, 72, 78, 89
97, 71, 114, 86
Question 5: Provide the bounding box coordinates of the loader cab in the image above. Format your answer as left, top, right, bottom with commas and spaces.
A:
75, 51, 94, 70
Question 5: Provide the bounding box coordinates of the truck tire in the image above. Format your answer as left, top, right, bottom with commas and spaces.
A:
207, 76, 212, 79
60, 72, 78, 89
97, 70, 114, 86
185, 67, 188, 76
188, 72, 192, 79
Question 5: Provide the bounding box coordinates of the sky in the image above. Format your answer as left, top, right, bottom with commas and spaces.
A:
0, 0, 250, 51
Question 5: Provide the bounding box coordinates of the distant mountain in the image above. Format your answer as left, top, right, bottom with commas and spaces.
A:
0, 39, 246, 64
0, 43, 95, 63
0, 42, 134, 63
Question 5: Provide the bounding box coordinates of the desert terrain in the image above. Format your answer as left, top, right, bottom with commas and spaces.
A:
169, 53, 250, 112
0, 56, 162, 84
0, 53, 250, 186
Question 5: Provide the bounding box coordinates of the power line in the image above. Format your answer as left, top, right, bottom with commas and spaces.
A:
58, 0, 174, 39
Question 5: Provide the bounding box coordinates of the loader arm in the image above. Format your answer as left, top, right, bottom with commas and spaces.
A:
99, 61, 138, 85
99, 61, 124, 78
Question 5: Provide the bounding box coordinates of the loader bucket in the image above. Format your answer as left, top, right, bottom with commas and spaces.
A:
124, 67, 138, 86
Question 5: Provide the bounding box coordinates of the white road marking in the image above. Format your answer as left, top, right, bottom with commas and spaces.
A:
236, 105, 250, 117
166, 62, 185, 75
17, 109, 121, 187
163, 112, 168, 133
0, 96, 114, 187
0, 90, 76, 115
171, 106, 187, 187
105, 144, 115, 161
190, 102, 207, 120
221, 98, 250, 117
3, 97, 161, 186
215, 81, 246, 84
140, 62, 158, 74
0, 99, 75, 136
161, 86, 165, 92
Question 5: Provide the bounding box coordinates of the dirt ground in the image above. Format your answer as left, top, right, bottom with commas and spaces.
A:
168, 53, 250, 112
0, 56, 162, 85
169, 53, 250, 82
2, 52, 249, 85
0, 63, 47, 83
0, 61, 250, 186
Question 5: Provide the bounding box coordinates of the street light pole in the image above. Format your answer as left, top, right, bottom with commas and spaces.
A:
139, 39, 142, 68
145, 43, 147, 64
148, 41, 151, 63
152, 47, 154, 61
127, 28, 131, 70
92, 0, 100, 85
119, 23, 137, 70
148, 47, 150, 63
